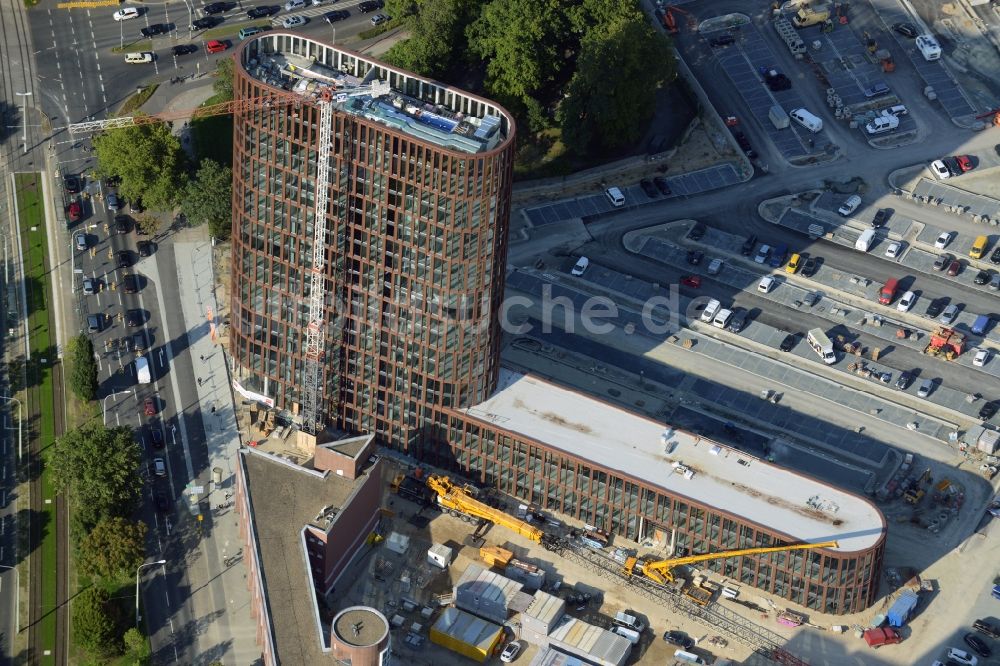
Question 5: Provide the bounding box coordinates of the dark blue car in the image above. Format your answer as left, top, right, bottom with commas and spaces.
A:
769, 243, 788, 268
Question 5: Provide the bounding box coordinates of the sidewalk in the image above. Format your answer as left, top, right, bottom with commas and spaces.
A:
146, 230, 259, 665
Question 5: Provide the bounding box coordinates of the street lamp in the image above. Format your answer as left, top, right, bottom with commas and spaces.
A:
0, 396, 22, 462
103, 390, 134, 426
0, 564, 19, 635
135, 559, 166, 628
14, 91, 32, 155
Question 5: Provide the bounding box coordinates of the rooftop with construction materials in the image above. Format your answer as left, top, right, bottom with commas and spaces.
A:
239, 33, 509, 154
459, 370, 885, 552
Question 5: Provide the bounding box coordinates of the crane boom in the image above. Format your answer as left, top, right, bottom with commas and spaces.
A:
625, 540, 839, 585
426, 475, 562, 547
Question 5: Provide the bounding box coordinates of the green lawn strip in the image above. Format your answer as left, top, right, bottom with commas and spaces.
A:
14, 173, 58, 662
110, 40, 153, 54
117, 84, 159, 117
202, 19, 272, 41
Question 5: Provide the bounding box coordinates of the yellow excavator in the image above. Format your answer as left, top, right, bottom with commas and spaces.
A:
624, 540, 839, 585
425, 474, 562, 550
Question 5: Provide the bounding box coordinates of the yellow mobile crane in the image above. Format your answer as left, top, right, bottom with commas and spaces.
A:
425, 474, 562, 550
623, 540, 839, 585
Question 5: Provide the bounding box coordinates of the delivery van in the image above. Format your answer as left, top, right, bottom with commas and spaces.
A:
807, 328, 837, 364
972, 314, 991, 336
878, 278, 899, 305
790, 107, 823, 133
971, 235, 989, 259
855, 228, 876, 252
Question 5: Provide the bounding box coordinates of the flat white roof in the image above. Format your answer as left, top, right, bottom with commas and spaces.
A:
460, 370, 884, 553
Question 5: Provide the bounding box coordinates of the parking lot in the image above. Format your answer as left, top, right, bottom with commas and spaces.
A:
705, 22, 833, 159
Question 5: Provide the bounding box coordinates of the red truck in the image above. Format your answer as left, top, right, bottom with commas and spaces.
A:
878, 277, 899, 305
863, 627, 902, 648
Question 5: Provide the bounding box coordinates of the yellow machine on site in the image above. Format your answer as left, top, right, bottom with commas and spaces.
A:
623, 540, 839, 585
425, 474, 563, 550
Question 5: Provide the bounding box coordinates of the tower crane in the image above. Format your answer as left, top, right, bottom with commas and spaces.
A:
624, 540, 838, 585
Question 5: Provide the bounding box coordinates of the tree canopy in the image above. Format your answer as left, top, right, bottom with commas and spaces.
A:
74, 587, 121, 658
49, 423, 142, 532
92, 122, 187, 212
68, 334, 98, 402
559, 14, 674, 154
213, 57, 235, 101
79, 517, 148, 581
182, 159, 232, 240
383, 0, 477, 80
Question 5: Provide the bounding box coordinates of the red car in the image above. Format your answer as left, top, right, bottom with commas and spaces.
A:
144, 397, 156, 416
955, 155, 974, 172
67, 200, 81, 221
206, 40, 227, 54
681, 275, 701, 288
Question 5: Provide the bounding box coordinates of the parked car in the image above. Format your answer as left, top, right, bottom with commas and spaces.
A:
639, 179, 658, 197
975, 269, 992, 285
963, 634, 991, 658
935, 231, 953, 249
663, 630, 695, 650
144, 397, 156, 416
741, 235, 757, 256
369, 12, 390, 24
924, 297, 946, 318
974, 349, 991, 367
896, 290, 916, 312
688, 223, 706, 241
979, 402, 998, 421
754, 244, 771, 264
895, 372, 912, 390
948, 260, 963, 276
956, 155, 975, 172
686, 250, 703, 265
973, 619, 1000, 640
653, 177, 671, 195
570, 256, 589, 276
137, 241, 152, 257
939, 303, 960, 324
358, 0, 384, 11
500, 642, 522, 664
929, 159, 951, 179
63, 173, 81, 194
871, 208, 889, 228
140, 23, 170, 37
801, 256, 818, 277
153, 458, 167, 477
113, 7, 140, 21
758, 276, 775, 293
74, 232, 88, 251
779, 332, 798, 352
154, 491, 171, 512
203, 1, 228, 14
990, 246, 1000, 264
150, 427, 164, 448
82, 278, 97, 295
122, 273, 139, 294
114, 214, 131, 234
107, 192, 120, 212
726, 308, 748, 333
933, 253, 952, 271
282, 15, 307, 27
885, 242, 902, 259
117, 250, 131, 269
126, 309, 143, 327
893, 22, 918, 38
67, 200, 82, 222
838, 194, 861, 216
917, 378, 935, 398
206, 39, 228, 53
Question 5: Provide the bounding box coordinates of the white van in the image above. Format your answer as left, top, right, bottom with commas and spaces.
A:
866, 113, 899, 135
605, 187, 625, 207
790, 108, 823, 133
125, 52, 153, 64
700, 299, 722, 323
285, 0, 306, 9
613, 611, 645, 633
674, 650, 704, 664
807, 328, 836, 364
712, 309, 733, 329
855, 228, 876, 252
611, 626, 641, 645
916, 34, 941, 61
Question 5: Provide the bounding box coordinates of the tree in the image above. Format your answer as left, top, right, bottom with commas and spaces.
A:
68, 334, 98, 401
135, 214, 160, 237
466, 0, 570, 106
123, 627, 151, 664
92, 122, 187, 212
74, 587, 121, 658
182, 159, 232, 240
383, 0, 477, 79
213, 57, 235, 101
49, 423, 142, 532
79, 518, 148, 581
558, 15, 674, 154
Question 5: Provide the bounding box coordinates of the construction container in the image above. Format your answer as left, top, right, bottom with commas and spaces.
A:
521, 590, 565, 643
480, 545, 514, 568
429, 607, 503, 663
427, 543, 453, 569
547, 616, 632, 666
886, 590, 919, 627
979, 429, 1000, 454
505, 558, 545, 591
385, 532, 409, 555
454, 563, 523, 625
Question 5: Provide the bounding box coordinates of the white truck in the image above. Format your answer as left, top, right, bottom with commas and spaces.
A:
807, 328, 837, 364
136, 355, 151, 384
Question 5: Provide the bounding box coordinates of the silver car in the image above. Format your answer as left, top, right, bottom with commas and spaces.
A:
938, 303, 959, 325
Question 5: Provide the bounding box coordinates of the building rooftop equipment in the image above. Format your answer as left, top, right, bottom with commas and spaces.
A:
547, 616, 631, 666
240, 449, 379, 663
460, 370, 885, 552
238, 35, 509, 154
